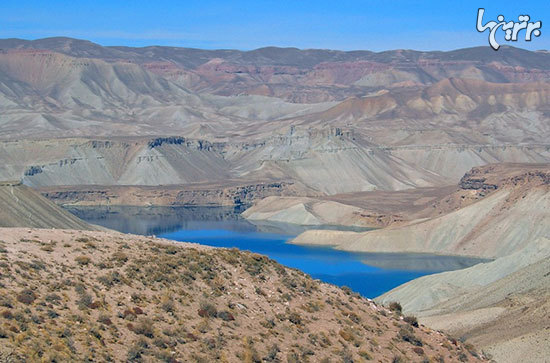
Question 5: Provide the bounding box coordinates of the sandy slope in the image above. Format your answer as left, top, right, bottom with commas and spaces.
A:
241, 196, 374, 227
377, 240, 550, 363
292, 164, 550, 258
0, 181, 95, 229
348, 164, 550, 362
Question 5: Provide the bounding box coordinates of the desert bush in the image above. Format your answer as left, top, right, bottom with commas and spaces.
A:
281, 293, 292, 302
358, 350, 372, 360
217, 311, 235, 321
111, 251, 129, 264
152, 349, 175, 362
286, 351, 300, 363
163, 245, 179, 255
160, 298, 175, 313
155, 337, 171, 349
17, 289, 37, 305
261, 319, 276, 329
255, 287, 267, 296
0, 295, 13, 308
198, 301, 217, 318
264, 344, 280, 361
287, 311, 302, 325
240, 337, 261, 363
74, 283, 86, 295
40, 244, 54, 252
398, 327, 423, 346
97, 314, 112, 326
74, 256, 91, 266
302, 300, 323, 313
341, 286, 352, 295
95, 261, 112, 270
133, 317, 154, 338
45, 293, 62, 304
123, 309, 136, 320
126, 348, 143, 361
77, 293, 93, 309
97, 271, 122, 287
243, 255, 267, 276
13, 311, 27, 323
282, 277, 298, 290
339, 328, 354, 342
389, 302, 402, 313
404, 315, 419, 327
464, 342, 479, 357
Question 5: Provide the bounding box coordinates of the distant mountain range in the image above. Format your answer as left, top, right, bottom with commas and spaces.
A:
0, 38, 549, 193
0, 37, 549, 141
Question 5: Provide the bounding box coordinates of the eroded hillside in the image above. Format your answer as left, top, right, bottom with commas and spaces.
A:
0, 181, 95, 229
1, 39, 550, 195
292, 163, 550, 258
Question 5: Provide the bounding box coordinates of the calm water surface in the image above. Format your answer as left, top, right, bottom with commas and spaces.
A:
67, 206, 487, 298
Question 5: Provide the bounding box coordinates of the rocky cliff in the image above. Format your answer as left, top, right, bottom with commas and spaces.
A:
38, 181, 313, 207
2, 134, 550, 197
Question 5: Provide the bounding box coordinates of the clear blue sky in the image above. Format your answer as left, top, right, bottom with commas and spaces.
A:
0, 0, 548, 51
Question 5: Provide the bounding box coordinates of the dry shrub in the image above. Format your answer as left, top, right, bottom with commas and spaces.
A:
389, 302, 402, 313
198, 301, 217, 318
133, 317, 154, 338
74, 256, 91, 266
17, 289, 37, 305
404, 315, 419, 327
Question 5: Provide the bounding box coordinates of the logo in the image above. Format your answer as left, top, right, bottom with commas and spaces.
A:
476, 8, 542, 50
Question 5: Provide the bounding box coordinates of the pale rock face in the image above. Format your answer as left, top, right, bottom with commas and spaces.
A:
1, 40, 550, 195
292, 164, 550, 258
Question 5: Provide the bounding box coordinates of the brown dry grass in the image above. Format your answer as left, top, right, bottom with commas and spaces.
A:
0, 228, 485, 362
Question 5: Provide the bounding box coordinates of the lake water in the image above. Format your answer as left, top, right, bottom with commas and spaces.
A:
67, 206, 487, 298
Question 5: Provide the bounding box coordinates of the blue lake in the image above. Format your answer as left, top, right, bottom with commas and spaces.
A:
67, 206, 487, 298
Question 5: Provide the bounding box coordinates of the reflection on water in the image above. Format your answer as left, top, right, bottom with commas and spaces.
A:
66, 205, 488, 298
65, 205, 252, 236
66, 206, 373, 236
360, 253, 486, 271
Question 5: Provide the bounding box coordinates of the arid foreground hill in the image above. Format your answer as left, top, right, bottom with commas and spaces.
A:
0, 228, 483, 362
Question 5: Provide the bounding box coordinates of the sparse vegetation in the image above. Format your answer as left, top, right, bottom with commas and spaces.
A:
16, 289, 37, 305
0, 229, 481, 362
74, 255, 91, 265
404, 315, 419, 327
389, 301, 402, 313
398, 326, 423, 347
